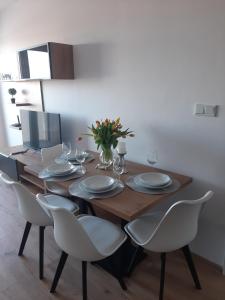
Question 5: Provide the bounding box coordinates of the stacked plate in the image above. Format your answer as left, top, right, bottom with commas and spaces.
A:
39, 162, 78, 179
79, 175, 118, 194
134, 172, 172, 190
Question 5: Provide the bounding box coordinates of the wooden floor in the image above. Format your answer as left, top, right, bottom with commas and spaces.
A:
0, 186, 224, 300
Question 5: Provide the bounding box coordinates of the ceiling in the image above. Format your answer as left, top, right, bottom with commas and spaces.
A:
0, 0, 17, 12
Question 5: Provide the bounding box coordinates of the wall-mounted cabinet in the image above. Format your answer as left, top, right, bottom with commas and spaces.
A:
18, 42, 74, 80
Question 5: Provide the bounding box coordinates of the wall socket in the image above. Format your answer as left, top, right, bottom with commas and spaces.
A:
194, 104, 218, 117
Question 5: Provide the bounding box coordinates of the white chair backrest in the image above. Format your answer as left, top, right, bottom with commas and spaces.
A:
144, 191, 214, 252
41, 144, 62, 166
0, 170, 14, 187
1, 177, 52, 226
37, 194, 104, 261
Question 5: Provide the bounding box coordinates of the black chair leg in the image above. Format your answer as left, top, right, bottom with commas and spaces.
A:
39, 226, 45, 280
50, 251, 68, 293
159, 253, 166, 300
182, 245, 201, 289
18, 221, 32, 256
82, 261, 87, 300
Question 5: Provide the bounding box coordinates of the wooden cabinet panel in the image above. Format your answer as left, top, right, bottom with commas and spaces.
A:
48, 42, 74, 79
18, 42, 74, 80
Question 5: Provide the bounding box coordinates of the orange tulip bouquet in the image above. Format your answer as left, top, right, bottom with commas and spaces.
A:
87, 118, 134, 166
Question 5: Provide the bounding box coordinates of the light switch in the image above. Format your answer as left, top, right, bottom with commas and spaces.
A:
194, 104, 204, 115
204, 105, 217, 116
194, 104, 218, 117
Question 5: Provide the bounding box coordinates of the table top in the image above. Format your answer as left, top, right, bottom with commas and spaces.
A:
16, 149, 192, 222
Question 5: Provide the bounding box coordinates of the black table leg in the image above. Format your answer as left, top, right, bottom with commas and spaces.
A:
121, 218, 146, 276
78, 198, 89, 214
72, 196, 96, 216
87, 203, 96, 216
92, 217, 146, 290
127, 245, 144, 276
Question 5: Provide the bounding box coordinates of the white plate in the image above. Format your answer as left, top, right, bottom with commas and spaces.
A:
134, 176, 172, 189
79, 179, 119, 194
39, 165, 79, 179
50, 165, 79, 177
46, 163, 74, 175
80, 175, 115, 192
134, 172, 171, 188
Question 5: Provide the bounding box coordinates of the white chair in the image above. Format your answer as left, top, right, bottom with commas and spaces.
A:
41, 144, 96, 216
41, 144, 69, 196
0, 171, 79, 279
36, 193, 127, 300
124, 191, 214, 300
0, 170, 12, 186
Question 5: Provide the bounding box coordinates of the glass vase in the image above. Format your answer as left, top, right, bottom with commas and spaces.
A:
99, 145, 113, 168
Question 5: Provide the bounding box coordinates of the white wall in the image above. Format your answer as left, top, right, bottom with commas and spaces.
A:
0, 93, 6, 145
0, 0, 225, 269
0, 11, 6, 146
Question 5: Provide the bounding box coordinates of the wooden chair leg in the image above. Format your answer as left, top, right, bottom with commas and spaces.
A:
159, 253, 166, 300
18, 221, 32, 256
182, 245, 201, 289
50, 251, 68, 293
82, 261, 87, 300
39, 226, 45, 279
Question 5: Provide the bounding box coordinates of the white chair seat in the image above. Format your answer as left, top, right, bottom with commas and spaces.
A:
45, 182, 69, 197
78, 215, 127, 257
44, 194, 78, 213
126, 211, 164, 245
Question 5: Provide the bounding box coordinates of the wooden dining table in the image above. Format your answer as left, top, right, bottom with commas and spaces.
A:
24, 150, 192, 286
55, 152, 192, 222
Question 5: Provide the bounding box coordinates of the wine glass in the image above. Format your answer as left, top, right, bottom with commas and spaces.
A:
113, 155, 125, 180
147, 150, 158, 167
75, 148, 86, 173
62, 142, 72, 163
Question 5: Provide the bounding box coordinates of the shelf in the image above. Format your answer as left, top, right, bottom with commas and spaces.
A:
20, 180, 44, 194
10, 124, 22, 130
0, 79, 41, 82
20, 173, 44, 190
16, 103, 32, 106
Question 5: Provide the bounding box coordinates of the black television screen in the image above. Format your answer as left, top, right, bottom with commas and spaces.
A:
20, 110, 62, 150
